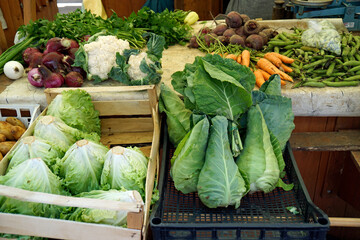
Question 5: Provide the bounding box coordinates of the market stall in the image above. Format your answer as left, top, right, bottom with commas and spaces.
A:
0, 5, 359, 240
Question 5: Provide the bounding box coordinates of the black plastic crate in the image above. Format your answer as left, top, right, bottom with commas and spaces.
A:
150, 126, 330, 240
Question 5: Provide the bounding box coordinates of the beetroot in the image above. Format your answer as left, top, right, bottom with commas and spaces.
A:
68, 47, 79, 59
188, 36, 199, 48
245, 34, 264, 50
42, 52, 65, 73
229, 35, 245, 47
23, 47, 41, 65
240, 14, 250, 24
223, 28, 236, 39
65, 71, 84, 87
212, 24, 228, 36
244, 20, 261, 35
61, 38, 79, 49
258, 32, 269, 44
235, 26, 247, 37
199, 27, 211, 35
204, 33, 217, 46
225, 11, 243, 28
27, 68, 44, 87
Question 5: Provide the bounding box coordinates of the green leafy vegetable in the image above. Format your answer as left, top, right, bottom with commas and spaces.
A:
197, 116, 248, 208
236, 105, 293, 193
61, 189, 143, 226
170, 117, 209, 194
46, 89, 101, 136
159, 83, 192, 146
7, 136, 63, 173
0, 158, 67, 218
125, 7, 192, 47
34, 116, 100, 154
252, 75, 295, 151
100, 146, 148, 198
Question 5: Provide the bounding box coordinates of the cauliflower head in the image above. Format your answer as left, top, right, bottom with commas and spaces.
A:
84, 36, 130, 80
127, 52, 155, 81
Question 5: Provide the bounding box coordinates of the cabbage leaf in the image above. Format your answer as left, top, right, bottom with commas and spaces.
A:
197, 116, 248, 208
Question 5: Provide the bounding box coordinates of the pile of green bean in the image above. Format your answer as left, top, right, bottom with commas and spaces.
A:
264, 29, 360, 88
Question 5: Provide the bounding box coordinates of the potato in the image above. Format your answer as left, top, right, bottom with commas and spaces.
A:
6, 117, 26, 129
0, 151, 3, 161
0, 141, 16, 155
0, 121, 15, 140
11, 126, 26, 140
0, 133, 6, 142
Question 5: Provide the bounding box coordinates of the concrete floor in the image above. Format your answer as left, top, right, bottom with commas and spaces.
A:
57, 0, 82, 14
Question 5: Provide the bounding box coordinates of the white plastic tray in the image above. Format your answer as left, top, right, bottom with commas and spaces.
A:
0, 104, 41, 128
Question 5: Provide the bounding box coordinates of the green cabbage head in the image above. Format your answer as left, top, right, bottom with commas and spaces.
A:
0, 158, 67, 218
101, 146, 148, 197
56, 139, 109, 195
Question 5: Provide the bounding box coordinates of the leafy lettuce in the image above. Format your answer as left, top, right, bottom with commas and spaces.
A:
46, 89, 101, 136
56, 140, 108, 195
170, 117, 209, 194
197, 116, 248, 208
100, 146, 148, 197
0, 158, 68, 218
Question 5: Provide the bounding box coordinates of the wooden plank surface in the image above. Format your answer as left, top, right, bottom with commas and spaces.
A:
101, 117, 153, 133
0, 213, 141, 240
100, 131, 153, 146
290, 130, 360, 151
94, 100, 151, 116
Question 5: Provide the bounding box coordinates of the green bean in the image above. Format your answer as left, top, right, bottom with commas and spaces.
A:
343, 60, 360, 66
350, 47, 357, 56
303, 59, 328, 69
324, 76, 336, 81
330, 72, 346, 77
301, 46, 320, 52
306, 76, 323, 82
342, 46, 351, 56
343, 75, 360, 81
323, 80, 359, 87
354, 53, 360, 61
326, 62, 336, 76
274, 46, 280, 53
324, 55, 335, 59
284, 43, 303, 50
341, 34, 348, 47
303, 81, 326, 87
283, 49, 293, 56
304, 52, 309, 62
268, 40, 295, 46
291, 81, 303, 89
347, 33, 353, 44
348, 65, 360, 72
313, 69, 327, 74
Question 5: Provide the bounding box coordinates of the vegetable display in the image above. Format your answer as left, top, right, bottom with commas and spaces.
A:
162, 54, 295, 209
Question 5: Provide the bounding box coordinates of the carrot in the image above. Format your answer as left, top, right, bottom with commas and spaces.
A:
241, 50, 250, 67
254, 69, 265, 88
271, 52, 295, 64
264, 52, 282, 68
236, 54, 242, 64
257, 58, 293, 82
279, 63, 293, 73
225, 54, 238, 61
258, 69, 271, 81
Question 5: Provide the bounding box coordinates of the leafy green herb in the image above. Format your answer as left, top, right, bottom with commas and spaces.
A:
125, 7, 192, 47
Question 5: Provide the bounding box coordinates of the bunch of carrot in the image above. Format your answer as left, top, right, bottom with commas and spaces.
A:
254, 52, 295, 88
215, 50, 295, 88
215, 49, 251, 67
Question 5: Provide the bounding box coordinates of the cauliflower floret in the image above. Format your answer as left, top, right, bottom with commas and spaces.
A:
84, 36, 130, 80
127, 52, 154, 81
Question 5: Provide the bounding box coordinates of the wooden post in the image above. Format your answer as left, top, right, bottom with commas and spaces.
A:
23, 0, 37, 25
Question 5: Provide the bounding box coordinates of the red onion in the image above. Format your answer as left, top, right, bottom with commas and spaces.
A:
27, 68, 44, 87
23, 47, 41, 65
65, 71, 84, 87
42, 52, 65, 73
38, 65, 64, 88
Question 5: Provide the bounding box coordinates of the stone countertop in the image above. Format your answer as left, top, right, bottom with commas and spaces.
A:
0, 19, 359, 116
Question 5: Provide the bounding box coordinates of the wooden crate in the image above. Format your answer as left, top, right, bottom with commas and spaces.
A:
0, 85, 161, 240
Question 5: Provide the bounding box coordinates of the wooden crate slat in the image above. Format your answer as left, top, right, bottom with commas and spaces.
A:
289, 130, 360, 151
101, 117, 153, 134
94, 100, 151, 116
0, 213, 141, 240
100, 131, 153, 146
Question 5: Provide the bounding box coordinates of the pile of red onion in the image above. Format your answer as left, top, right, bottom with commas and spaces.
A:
24, 37, 86, 88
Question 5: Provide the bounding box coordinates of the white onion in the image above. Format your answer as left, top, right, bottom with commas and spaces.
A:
4, 61, 25, 80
